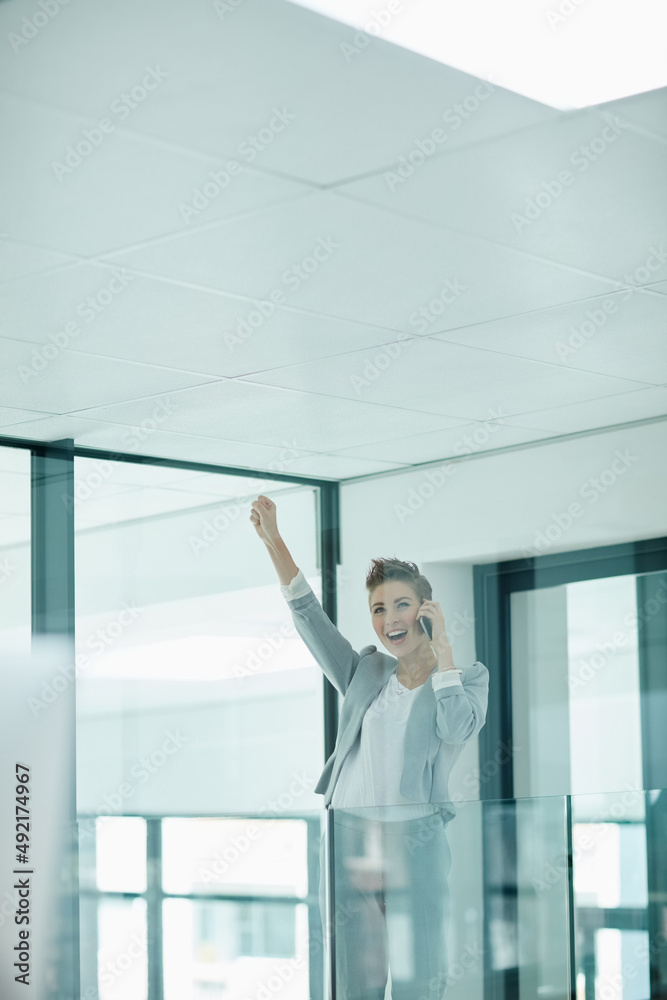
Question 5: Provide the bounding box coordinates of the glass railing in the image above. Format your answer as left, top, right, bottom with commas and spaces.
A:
323, 787, 667, 1000
13, 790, 664, 999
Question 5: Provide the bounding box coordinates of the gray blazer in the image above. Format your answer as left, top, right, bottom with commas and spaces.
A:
285, 584, 490, 822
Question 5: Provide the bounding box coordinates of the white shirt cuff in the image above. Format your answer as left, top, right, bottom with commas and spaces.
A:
280, 567, 313, 601
432, 668, 464, 691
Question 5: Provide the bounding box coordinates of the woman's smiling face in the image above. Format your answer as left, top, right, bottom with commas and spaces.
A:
369, 580, 426, 656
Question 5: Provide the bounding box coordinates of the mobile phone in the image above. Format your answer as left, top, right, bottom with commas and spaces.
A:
419, 605, 432, 640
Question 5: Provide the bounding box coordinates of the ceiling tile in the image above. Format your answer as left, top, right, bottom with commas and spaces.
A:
0, 94, 311, 258
273, 453, 407, 479
430, 289, 667, 384
0, 239, 75, 283
0, 0, 662, 479
241, 337, 651, 421
0, 405, 50, 428
69, 380, 467, 452
0, 261, 406, 377
331, 420, 559, 466
0, 337, 217, 413
2, 414, 323, 475
1, 414, 163, 446
102, 191, 614, 331
0, 0, 557, 185
502, 386, 667, 433
338, 109, 667, 282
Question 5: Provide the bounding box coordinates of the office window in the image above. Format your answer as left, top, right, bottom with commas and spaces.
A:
77, 814, 314, 1000
97, 896, 148, 1000
162, 817, 308, 897
162, 898, 309, 999
96, 817, 147, 893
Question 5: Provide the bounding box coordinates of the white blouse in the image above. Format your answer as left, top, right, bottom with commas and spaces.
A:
281, 568, 463, 821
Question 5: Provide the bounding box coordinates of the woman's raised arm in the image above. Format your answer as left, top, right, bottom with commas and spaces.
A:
249, 495, 299, 584
249, 494, 361, 694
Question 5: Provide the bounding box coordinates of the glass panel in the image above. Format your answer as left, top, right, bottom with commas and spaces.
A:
96, 896, 148, 1000
162, 898, 310, 1000
96, 817, 147, 893
74, 458, 323, 997
328, 797, 569, 1000
511, 574, 645, 798
79, 893, 99, 1000
566, 575, 643, 797
74, 460, 322, 821
162, 817, 308, 897
78, 818, 98, 892
593, 930, 650, 1000
0, 445, 31, 654
572, 790, 650, 1000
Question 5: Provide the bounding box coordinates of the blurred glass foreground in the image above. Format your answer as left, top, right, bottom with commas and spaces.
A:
73, 790, 667, 1000
2, 638, 665, 998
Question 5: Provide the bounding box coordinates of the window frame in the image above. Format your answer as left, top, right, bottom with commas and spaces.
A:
473, 536, 667, 1000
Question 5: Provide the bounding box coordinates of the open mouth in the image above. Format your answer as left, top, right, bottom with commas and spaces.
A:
386, 629, 408, 645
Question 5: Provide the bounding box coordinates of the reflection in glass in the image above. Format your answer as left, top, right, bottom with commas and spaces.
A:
572, 791, 651, 1000
566, 575, 643, 797
162, 898, 309, 1000
96, 896, 148, 1000
511, 573, 645, 799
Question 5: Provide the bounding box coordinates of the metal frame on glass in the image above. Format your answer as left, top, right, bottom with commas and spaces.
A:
474, 536, 667, 1000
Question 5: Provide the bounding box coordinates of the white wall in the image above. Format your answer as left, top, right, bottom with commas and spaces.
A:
337, 420, 666, 576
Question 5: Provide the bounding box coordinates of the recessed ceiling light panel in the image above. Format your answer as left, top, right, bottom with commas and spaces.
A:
287, 0, 667, 109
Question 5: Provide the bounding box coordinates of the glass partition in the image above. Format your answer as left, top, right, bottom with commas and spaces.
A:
571, 789, 653, 1000
73, 458, 325, 999
326, 796, 568, 1000
501, 556, 667, 999
325, 788, 667, 1000
510, 572, 653, 800
0, 444, 31, 653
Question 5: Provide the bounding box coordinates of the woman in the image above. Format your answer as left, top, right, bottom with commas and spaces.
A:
249, 494, 489, 1000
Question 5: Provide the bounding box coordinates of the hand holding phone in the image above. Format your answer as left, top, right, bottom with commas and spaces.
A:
419, 602, 433, 639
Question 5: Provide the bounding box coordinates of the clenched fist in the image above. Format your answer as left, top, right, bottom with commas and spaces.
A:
249, 495, 280, 544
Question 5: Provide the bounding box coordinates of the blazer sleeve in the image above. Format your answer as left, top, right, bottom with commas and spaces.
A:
432, 660, 489, 744
284, 585, 361, 697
